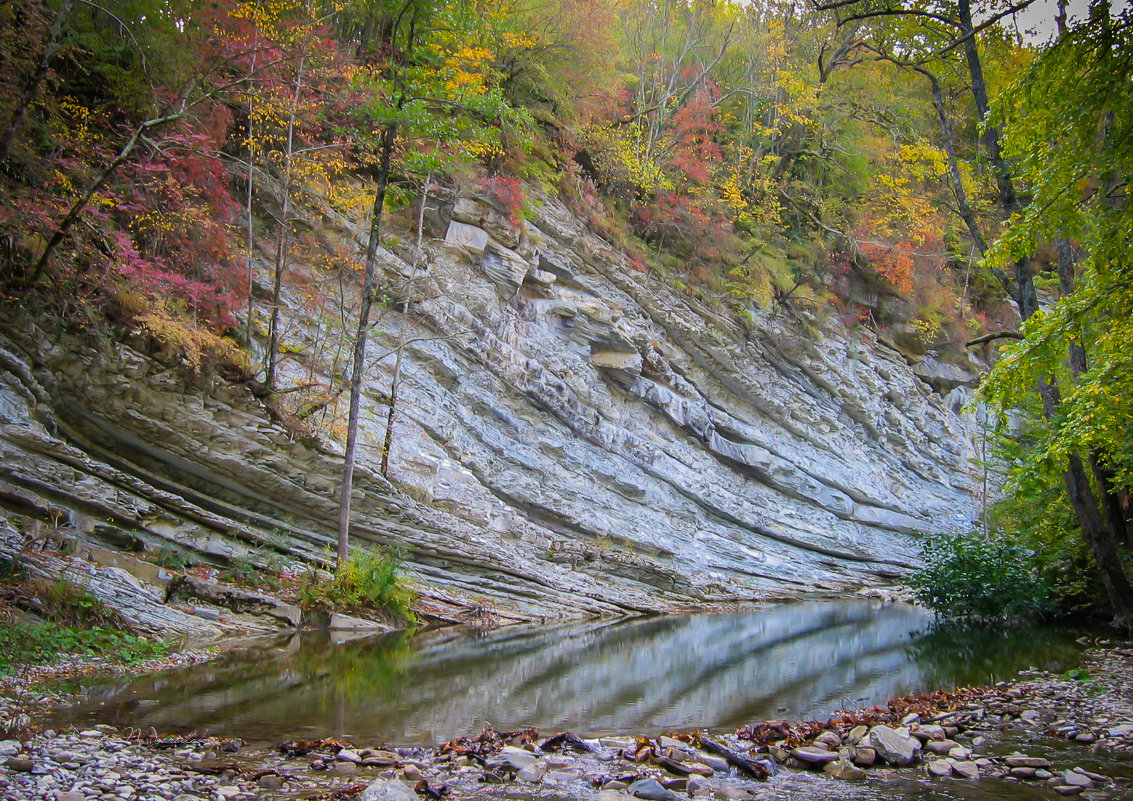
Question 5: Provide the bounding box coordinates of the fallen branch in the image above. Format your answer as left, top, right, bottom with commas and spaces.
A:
696, 736, 770, 780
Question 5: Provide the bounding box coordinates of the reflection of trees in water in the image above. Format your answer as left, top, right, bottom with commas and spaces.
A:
288, 631, 419, 704
907, 621, 1083, 689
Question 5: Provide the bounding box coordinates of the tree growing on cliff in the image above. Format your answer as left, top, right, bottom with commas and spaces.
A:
334, 0, 531, 568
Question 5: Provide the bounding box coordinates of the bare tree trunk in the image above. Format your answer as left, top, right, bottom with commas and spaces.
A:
244, 36, 260, 350
266, 52, 307, 391
914, 65, 988, 254
337, 122, 397, 568
379, 174, 431, 477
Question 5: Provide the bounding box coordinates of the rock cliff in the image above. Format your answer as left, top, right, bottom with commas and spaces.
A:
0, 187, 982, 634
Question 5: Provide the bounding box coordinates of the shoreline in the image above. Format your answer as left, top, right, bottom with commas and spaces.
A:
3, 643, 1133, 800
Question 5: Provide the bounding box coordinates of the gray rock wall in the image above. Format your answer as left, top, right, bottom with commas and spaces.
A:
0, 189, 982, 625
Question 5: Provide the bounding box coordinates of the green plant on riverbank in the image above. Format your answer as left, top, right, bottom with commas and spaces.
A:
0, 622, 167, 675
298, 548, 416, 626
907, 531, 1051, 620
0, 565, 167, 675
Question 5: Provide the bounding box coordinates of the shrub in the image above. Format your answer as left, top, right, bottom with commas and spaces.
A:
907, 531, 1050, 620
298, 548, 416, 625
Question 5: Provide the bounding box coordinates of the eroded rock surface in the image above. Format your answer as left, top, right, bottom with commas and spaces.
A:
0, 190, 983, 632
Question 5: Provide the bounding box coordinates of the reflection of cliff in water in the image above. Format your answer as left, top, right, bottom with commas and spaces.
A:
57, 600, 1084, 746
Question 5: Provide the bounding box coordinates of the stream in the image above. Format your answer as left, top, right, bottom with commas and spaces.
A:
50, 599, 1089, 748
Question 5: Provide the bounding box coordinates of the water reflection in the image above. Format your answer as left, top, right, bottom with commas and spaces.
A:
906, 619, 1084, 688
53, 600, 1085, 746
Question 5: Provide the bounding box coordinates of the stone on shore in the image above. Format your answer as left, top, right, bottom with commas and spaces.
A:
869, 726, 918, 766
628, 777, 683, 801
360, 779, 418, 801
791, 746, 839, 765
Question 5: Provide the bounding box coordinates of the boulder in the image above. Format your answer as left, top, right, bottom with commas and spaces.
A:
444, 220, 490, 255
869, 726, 917, 766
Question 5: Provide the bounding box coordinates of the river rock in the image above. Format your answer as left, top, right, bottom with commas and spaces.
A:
1062, 770, 1093, 788
913, 724, 947, 742
851, 747, 876, 766
714, 787, 754, 801
951, 760, 980, 780
869, 726, 917, 766
628, 777, 683, 801
925, 739, 959, 755
55, 792, 86, 801
0, 741, 20, 757
1005, 754, 1050, 768
927, 759, 952, 777
516, 762, 548, 783
846, 725, 869, 745
487, 746, 537, 772
824, 760, 867, 780
361, 779, 418, 801
791, 746, 839, 765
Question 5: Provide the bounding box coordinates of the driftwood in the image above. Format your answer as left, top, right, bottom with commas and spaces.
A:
697, 736, 770, 780
540, 731, 597, 753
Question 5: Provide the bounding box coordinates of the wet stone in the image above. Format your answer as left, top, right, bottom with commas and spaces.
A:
951, 761, 980, 780
1063, 771, 1094, 788
869, 726, 917, 766
824, 760, 867, 780
927, 759, 952, 777
791, 746, 839, 765
628, 777, 682, 801
360, 779, 418, 801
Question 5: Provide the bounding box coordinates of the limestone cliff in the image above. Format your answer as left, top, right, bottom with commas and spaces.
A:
0, 187, 982, 633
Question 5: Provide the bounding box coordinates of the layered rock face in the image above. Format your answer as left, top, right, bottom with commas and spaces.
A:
0, 189, 982, 629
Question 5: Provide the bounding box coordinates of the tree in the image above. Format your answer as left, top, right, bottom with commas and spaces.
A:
334, 0, 532, 567
979, 0, 1133, 628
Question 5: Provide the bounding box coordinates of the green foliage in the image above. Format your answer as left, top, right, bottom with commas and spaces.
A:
32, 577, 122, 630
0, 621, 167, 675
981, 5, 1133, 492
298, 548, 416, 625
988, 441, 1107, 616
907, 531, 1050, 620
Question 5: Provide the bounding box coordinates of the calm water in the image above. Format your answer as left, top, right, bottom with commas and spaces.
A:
51, 600, 1087, 747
